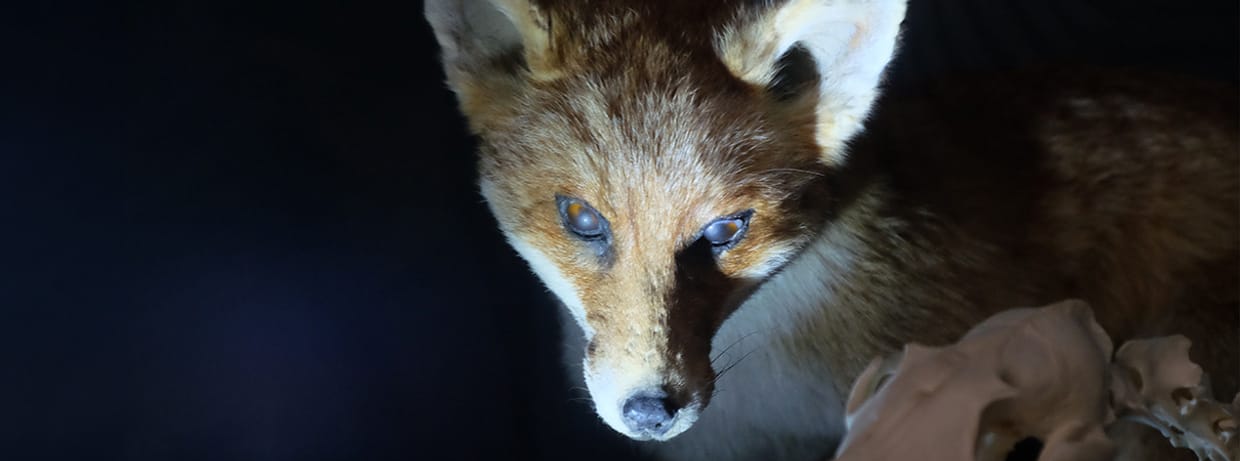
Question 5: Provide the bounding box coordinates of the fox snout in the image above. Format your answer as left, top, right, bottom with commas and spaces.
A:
500, 201, 770, 441
583, 351, 712, 441
621, 391, 681, 436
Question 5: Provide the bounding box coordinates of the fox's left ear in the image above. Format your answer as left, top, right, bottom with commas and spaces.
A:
425, 0, 556, 131
717, 0, 908, 166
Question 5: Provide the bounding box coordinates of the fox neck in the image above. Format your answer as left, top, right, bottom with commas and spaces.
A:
714, 182, 883, 390
716, 161, 986, 395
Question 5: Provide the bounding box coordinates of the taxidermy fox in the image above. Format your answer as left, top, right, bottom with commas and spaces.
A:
426, 0, 1238, 459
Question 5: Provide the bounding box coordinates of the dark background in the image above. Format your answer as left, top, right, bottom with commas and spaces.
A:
2, 1, 1235, 460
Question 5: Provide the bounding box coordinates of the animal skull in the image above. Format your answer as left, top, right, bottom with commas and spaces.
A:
1110, 336, 1239, 461
835, 299, 1238, 461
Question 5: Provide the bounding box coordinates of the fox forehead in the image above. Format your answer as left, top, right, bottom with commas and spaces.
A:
483, 70, 824, 221
491, 86, 741, 208
467, 0, 826, 222
480, 89, 820, 283
470, 22, 835, 291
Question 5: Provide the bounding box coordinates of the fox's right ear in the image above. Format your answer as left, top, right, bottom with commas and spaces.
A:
425, 0, 555, 129
717, 0, 908, 166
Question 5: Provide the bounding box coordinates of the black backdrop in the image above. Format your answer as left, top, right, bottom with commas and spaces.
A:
2, 1, 1235, 460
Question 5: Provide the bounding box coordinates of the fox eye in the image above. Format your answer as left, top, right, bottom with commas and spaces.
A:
558, 196, 607, 239
703, 219, 742, 245
702, 211, 752, 248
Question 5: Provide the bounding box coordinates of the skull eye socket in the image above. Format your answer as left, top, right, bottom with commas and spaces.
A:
702, 211, 753, 249
558, 196, 606, 239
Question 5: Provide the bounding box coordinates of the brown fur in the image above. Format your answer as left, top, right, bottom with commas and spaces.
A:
811, 69, 1239, 460
429, 0, 1238, 457
827, 70, 1239, 397
468, 0, 838, 411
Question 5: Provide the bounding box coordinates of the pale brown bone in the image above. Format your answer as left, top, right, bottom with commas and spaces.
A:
835, 299, 1117, 461
1110, 336, 1239, 461
834, 299, 1239, 461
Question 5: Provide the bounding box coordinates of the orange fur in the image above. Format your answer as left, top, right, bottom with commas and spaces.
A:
427, 1, 1237, 459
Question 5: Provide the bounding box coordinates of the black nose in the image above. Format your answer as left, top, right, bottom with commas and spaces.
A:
621, 392, 680, 435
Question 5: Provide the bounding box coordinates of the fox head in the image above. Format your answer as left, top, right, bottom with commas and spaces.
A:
427, 0, 906, 441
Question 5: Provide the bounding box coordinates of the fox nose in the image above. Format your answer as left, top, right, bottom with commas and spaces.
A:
621, 391, 680, 435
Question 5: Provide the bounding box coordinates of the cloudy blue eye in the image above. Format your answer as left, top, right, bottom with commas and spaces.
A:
704, 219, 742, 245
567, 201, 603, 236
702, 211, 753, 249
558, 196, 607, 240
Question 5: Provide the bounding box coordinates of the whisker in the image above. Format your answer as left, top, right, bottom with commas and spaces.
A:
566, 394, 597, 410
712, 345, 761, 386
710, 330, 764, 366
567, 386, 592, 397
718, 347, 759, 378
753, 167, 825, 178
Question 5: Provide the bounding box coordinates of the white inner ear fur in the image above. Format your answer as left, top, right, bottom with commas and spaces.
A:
718, 0, 908, 165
